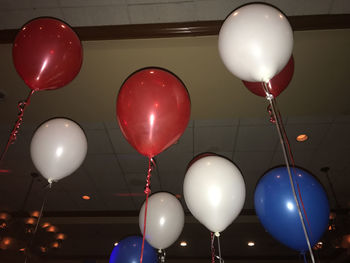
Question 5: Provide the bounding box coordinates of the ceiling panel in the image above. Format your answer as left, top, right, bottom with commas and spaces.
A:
233, 151, 273, 174
128, 1, 195, 24
330, 0, 350, 13
194, 125, 237, 153
156, 152, 193, 174
99, 192, 137, 211
107, 128, 139, 154
235, 125, 278, 152
85, 129, 114, 155
319, 122, 350, 151
116, 153, 149, 174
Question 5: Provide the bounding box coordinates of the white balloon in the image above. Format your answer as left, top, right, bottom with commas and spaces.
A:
183, 156, 245, 233
30, 118, 88, 183
139, 192, 185, 249
218, 3, 294, 82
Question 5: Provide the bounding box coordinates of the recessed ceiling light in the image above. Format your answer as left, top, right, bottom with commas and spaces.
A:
296, 134, 308, 142
56, 233, 66, 240
180, 241, 187, 247
247, 241, 255, 247
41, 222, 51, 228
82, 195, 91, 200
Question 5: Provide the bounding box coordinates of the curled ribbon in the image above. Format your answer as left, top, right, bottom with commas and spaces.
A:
140, 158, 155, 263
0, 90, 35, 162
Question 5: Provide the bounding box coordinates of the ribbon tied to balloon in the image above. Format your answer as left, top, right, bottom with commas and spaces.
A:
0, 17, 83, 162
116, 67, 190, 262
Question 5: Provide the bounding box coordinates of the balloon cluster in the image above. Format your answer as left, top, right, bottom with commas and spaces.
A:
116, 67, 190, 262
1, 18, 83, 163
7, 4, 331, 262
217, 3, 330, 259
10, 19, 86, 183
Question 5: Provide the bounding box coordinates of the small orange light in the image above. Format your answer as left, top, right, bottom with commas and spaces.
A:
56, 233, 66, 240
0, 237, 13, 250
3, 238, 11, 245
82, 195, 91, 200
248, 241, 255, 247
42, 222, 51, 228
25, 217, 36, 225
19, 248, 26, 252
0, 212, 10, 220
31, 211, 40, 218
47, 226, 58, 233
180, 241, 187, 247
52, 242, 60, 248
114, 242, 119, 246
296, 134, 308, 142
175, 194, 182, 199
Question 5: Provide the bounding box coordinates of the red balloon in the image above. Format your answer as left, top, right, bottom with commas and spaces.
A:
242, 56, 294, 98
12, 18, 83, 91
117, 68, 191, 158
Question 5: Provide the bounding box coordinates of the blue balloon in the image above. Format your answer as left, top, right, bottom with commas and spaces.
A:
254, 166, 329, 252
109, 236, 157, 263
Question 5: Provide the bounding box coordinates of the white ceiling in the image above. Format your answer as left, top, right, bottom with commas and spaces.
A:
0, 0, 349, 30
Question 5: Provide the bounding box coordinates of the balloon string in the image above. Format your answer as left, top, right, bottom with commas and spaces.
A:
216, 234, 224, 263
210, 232, 215, 263
24, 181, 52, 263
302, 252, 308, 263
263, 82, 315, 263
140, 158, 154, 263
272, 96, 313, 237
0, 90, 35, 163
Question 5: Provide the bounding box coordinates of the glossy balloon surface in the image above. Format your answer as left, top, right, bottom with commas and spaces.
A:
184, 155, 246, 233
254, 166, 330, 252
139, 192, 184, 249
30, 118, 87, 182
243, 56, 294, 98
109, 236, 157, 263
117, 68, 191, 158
218, 4, 293, 82
13, 18, 83, 91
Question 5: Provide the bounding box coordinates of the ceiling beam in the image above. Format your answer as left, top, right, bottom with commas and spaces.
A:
0, 14, 349, 44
